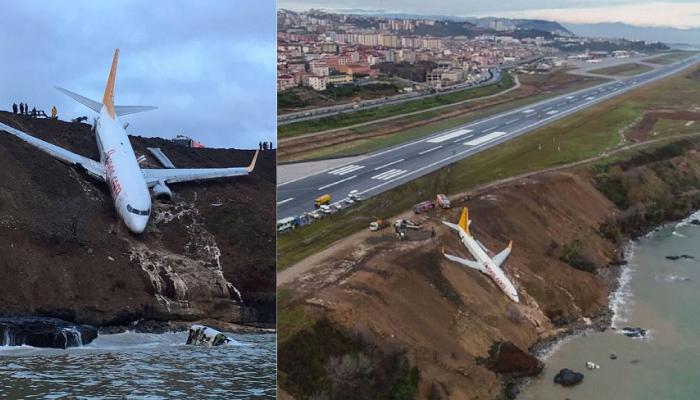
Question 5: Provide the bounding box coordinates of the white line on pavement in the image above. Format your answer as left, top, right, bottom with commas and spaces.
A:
318, 175, 358, 191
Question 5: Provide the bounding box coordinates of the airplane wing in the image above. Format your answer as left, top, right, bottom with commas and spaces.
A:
443, 252, 485, 272
492, 241, 513, 268
0, 121, 105, 180
141, 149, 259, 186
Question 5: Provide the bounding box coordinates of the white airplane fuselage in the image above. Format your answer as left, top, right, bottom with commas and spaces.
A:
96, 106, 151, 233
456, 227, 519, 302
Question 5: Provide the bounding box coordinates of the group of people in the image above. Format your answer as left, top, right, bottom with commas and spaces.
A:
259, 141, 274, 150
11, 103, 57, 119
12, 102, 36, 116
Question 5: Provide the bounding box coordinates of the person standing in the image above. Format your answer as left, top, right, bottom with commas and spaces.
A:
51, 106, 57, 119
19, 103, 24, 115
12, 103, 17, 114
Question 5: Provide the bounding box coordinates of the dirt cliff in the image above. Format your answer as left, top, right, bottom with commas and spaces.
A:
278, 138, 700, 399
0, 111, 275, 328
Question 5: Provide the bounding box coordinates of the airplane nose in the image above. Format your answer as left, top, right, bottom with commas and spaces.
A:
127, 216, 149, 234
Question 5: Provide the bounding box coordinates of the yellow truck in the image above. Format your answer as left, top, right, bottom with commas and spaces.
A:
314, 194, 332, 208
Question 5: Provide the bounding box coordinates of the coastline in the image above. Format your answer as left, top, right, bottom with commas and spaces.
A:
516, 209, 700, 397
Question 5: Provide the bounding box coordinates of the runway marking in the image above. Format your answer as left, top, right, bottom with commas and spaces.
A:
318, 175, 357, 190
426, 129, 473, 143
565, 96, 574, 99
453, 134, 474, 143
586, 96, 595, 101
522, 109, 535, 114
504, 118, 519, 125
464, 131, 507, 146
418, 145, 442, 155
328, 164, 364, 175
543, 106, 553, 111
277, 197, 294, 206
374, 158, 405, 170
482, 125, 498, 133
372, 169, 407, 180
546, 110, 559, 115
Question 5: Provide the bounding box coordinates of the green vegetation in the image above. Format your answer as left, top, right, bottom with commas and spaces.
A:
279, 73, 516, 138
278, 64, 700, 271
278, 90, 308, 109
323, 83, 399, 100
559, 240, 595, 272
589, 63, 653, 77
278, 317, 420, 400
644, 51, 699, 65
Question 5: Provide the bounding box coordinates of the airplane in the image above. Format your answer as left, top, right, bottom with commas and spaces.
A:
0, 48, 258, 234
442, 207, 519, 302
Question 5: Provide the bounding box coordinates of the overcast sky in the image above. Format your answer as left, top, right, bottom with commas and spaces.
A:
279, 1, 700, 30
0, 0, 275, 149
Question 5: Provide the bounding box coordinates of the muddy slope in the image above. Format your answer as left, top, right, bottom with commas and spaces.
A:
279, 138, 700, 399
0, 111, 275, 327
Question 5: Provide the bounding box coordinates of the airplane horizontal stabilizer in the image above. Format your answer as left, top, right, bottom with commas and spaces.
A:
492, 241, 513, 268
55, 87, 103, 113
114, 105, 158, 116
443, 252, 485, 272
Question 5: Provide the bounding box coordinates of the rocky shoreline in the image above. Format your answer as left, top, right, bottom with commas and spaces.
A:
514, 209, 700, 398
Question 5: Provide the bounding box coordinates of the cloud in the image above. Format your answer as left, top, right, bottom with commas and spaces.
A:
280, 0, 700, 30
0, 0, 276, 149
494, 2, 700, 30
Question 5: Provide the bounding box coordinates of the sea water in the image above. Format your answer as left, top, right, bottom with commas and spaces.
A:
0, 331, 275, 399
522, 215, 700, 399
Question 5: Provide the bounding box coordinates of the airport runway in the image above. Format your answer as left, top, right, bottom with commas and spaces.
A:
277, 55, 700, 220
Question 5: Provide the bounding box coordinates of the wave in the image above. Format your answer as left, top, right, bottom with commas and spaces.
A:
610, 241, 636, 329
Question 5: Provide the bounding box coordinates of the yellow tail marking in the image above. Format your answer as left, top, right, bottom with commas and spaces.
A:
458, 207, 470, 235
103, 48, 119, 119
246, 149, 259, 173
508, 240, 513, 250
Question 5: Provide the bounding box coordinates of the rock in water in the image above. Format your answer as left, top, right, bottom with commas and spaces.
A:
186, 324, 232, 346
0, 317, 97, 348
554, 368, 584, 386
485, 341, 543, 377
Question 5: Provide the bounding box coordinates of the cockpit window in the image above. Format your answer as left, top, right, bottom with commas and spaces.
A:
126, 204, 150, 216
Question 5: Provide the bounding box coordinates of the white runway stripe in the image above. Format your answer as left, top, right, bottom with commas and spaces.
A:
277, 197, 294, 206
418, 145, 442, 155
318, 175, 357, 190
426, 129, 472, 143
464, 131, 507, 146
374, 159, 405, 170
328, 164, 364, 175
371, 169, 407, 180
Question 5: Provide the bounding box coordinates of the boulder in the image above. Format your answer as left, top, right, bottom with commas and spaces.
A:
690, 219, 700, 226
554, 368, 584, 386
484, 341, 543, 377
0, 317, 97, 348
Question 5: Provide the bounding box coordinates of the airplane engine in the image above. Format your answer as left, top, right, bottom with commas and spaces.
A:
152, 181, 173, 202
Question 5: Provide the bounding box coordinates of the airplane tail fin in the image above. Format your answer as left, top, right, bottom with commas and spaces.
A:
102, 48, 119, 119
57, 49, 156, 118
458, 207, 470, 236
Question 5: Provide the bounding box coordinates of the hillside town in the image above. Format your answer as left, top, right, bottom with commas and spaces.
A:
277, 9, 668, 113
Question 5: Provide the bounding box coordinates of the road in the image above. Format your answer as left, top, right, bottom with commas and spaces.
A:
277, 54, 700, 220
278, 68, 500, 124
